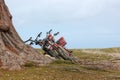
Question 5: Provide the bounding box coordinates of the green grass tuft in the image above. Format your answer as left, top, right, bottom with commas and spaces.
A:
24, 62, 35, 67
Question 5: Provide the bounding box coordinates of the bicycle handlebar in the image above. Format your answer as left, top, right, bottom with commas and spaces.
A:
35, 32, 42, 41
25, 30, 59, 45
54, 32, 59, 36
48, 29, 52, 34
24, 32, 42, 45
24, 37, 32, 43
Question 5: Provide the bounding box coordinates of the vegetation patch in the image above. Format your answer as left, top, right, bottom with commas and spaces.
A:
23, 62, 36, 67
0, 60, 2, 67
108, 76, 120, 80
1, 48, 120, 80
101, 48, 120, 53
81, 66, 108, 72
62, 66, 80, 72
72, 50, 112, 61
51, 60, 75, 65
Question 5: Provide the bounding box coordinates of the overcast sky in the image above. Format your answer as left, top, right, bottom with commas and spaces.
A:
5, 0, 120, 48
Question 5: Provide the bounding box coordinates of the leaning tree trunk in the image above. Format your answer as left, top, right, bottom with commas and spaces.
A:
0, 0, 52, 70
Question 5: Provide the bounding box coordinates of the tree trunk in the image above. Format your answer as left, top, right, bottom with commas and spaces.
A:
0, 0, 52, 70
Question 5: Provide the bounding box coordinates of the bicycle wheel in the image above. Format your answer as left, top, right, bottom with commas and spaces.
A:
56, 46, 72, 60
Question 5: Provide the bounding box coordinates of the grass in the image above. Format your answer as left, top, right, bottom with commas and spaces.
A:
0, 48, 120, 80
72, 49, 112, 61
81, 65, 108, 72
100, 47, 120, 53
1, 62, 120, 80
51, 60, 75, 65
23, 62, 36, 67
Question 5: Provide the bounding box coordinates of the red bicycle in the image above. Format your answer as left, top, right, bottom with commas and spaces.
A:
25, 30, 80, 63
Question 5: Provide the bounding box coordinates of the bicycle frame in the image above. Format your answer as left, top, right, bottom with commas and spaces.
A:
24, 30, 80, 63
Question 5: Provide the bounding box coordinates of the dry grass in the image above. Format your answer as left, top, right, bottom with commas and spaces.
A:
0, 61, 120, 80
72, 49, 112, 61
0, 48, 120, 80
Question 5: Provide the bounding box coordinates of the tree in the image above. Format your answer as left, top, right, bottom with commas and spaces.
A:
0, 0, 52, 70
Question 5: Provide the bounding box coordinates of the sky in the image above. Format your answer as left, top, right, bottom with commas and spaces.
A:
5, 0, 120, 49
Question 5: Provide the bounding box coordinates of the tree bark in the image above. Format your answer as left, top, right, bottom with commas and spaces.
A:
0, 0, 52, 70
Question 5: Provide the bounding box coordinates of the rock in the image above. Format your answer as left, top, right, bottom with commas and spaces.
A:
0, 0, 53, 70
